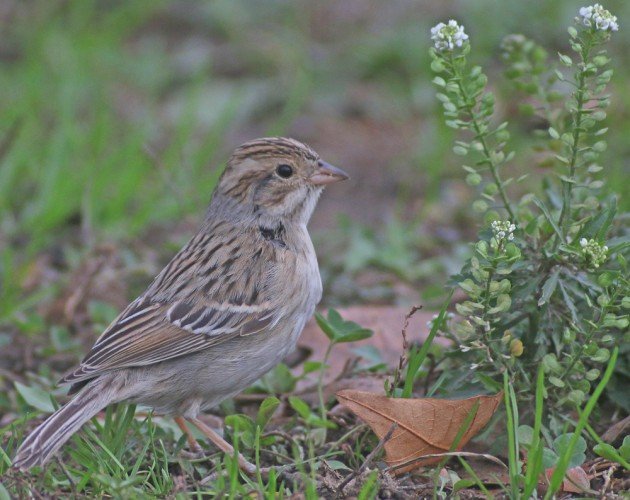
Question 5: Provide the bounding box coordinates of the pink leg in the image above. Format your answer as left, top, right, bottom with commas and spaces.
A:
188, 417, 257, 475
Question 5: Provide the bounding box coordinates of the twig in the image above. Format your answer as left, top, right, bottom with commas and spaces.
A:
599, 464, 614, 497
55, 456, 77, 494
387, 305, 422, 395
335, 423, 398, 495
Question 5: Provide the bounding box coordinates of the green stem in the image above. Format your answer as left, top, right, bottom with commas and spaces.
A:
317, 342, 334, 421
448, 53, 517, 222
558, 284, 619, 381
555, 39, 593, 248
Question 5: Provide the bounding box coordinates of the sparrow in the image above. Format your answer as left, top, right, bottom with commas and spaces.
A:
13, 137, 349, 473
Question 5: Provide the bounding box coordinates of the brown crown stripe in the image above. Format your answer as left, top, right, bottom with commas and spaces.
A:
231, 137, 318, 163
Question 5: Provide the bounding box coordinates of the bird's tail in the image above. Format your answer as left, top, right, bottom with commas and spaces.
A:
13, 375, 122, 470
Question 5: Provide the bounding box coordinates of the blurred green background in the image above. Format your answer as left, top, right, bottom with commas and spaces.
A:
1, 0, 629, 328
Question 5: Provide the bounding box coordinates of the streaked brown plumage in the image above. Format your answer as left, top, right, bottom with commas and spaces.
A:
13, 137, 348, 472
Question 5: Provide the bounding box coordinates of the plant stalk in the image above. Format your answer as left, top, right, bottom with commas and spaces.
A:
555, 39, 593, 248
448, 53, 517, 222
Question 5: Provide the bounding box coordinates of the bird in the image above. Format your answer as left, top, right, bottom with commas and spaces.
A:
13, 136, 349, 473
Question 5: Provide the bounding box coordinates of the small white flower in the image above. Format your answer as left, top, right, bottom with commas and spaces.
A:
491, 220, 516, 244
470, 363, 480, 370
431, 19, 469, 51
460, 345, 471, 352
578, 4, 619, 31
579, 238, 609, 268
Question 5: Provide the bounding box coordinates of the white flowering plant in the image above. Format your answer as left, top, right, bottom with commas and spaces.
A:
429, 7, 629, 434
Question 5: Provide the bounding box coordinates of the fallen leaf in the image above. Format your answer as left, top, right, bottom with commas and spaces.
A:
296, 306, 448, 386
295, 375, 386, 407
601, 414, 630, 444
545, 465, 591, 493
336, 389, 502, 474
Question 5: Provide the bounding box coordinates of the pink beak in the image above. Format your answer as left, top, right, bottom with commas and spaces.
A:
309, 160, 350, 186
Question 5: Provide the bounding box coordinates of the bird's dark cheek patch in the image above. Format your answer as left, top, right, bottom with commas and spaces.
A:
259, 223, 286, 247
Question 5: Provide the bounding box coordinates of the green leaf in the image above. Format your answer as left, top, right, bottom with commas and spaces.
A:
576, 196, 616, 241
568, 390, 585, 405
288, 396, 312, 420
459, 278, 481, 296
557, 53, 572, 66
315, 311, 338, 341
474, 373, 502, 393
538, 268, 560, 306
315, 309, 373, 344
256, 396, 280, 430
302, 361, 326, 374
542, 353, 562, 373
453, 479, 478, 492
225, 413, 255, 432
553, 434, 586, 468
593, 443, 630, 469
258, 362, 297, 393
488, 294, 511, 314
431, 59, 445, 72
337, 329, 373, 343
466, 173, 482, 186
591, 348, 610, 363
518, 425, 534, 446
325, 459, 352, 471
224, 414, 256, 447
15, 382, 55, 413
558, 281, 579, 324
543, 447, 558, 468
532, 196, 564, 242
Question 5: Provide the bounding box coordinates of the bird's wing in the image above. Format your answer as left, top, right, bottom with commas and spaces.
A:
60, 227, 284, 387
59, 296, 276, 386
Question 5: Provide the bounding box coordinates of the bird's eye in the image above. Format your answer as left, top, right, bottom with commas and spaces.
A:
276, 164, 294, 179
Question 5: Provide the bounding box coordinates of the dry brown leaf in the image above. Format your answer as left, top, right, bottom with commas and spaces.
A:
336, 389, 502, 474
296, 306, 448, 386
295, 375, 386, 407
545, 465, 592, 494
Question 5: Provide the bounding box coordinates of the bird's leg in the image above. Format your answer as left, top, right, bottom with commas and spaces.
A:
174, 416, 203, 453
188, 417, 257, 475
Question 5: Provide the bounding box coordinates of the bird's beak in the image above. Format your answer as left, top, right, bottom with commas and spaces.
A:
309, 160, 350, 185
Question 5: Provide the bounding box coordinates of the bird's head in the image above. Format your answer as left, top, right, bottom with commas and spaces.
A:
216, 137, 348, 224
